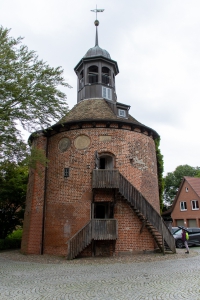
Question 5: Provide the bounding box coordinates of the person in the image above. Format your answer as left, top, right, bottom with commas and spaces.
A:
182, 228, 189, 254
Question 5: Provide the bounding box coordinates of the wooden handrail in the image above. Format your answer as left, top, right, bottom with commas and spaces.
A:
67, 221, 92, 260
118, 173, 176, 253
68, 170, 176, 259
67, 219, 118, 259
92, 219, 118, 240
92, 169, 119, 188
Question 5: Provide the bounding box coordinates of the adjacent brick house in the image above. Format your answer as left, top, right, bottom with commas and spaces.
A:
21, 18, 175, 257
170, 177, 200, 227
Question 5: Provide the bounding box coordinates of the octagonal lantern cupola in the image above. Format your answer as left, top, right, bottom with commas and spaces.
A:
74, 19, 119, 103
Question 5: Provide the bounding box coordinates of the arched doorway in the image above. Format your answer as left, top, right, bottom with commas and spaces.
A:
95, 152, 115, 169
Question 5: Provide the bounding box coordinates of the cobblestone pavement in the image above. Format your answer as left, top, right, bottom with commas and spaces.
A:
1, 249, 200, 300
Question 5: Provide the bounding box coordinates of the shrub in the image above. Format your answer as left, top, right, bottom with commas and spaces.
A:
0, 229, 22, 250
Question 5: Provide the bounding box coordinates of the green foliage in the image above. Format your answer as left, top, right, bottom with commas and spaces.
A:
196, 171, 200, 178
26, 147, 49, 173
0, 161, 28, 239
7, 228, 23, 239
0, 25, 71, 162
0, 229, 22, 250
155, 137, 164, 212
164, 165, 200, 206
0, 238, 21, 250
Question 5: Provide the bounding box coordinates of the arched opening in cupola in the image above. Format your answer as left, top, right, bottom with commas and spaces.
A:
88, 65, 98, 84
102, 66, 110, 85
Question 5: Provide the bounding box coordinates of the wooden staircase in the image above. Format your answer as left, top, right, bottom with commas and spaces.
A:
67, 170, 176, 259
67, 219, 117, 260
118, 172, 176, 253
67, 221, 92, 260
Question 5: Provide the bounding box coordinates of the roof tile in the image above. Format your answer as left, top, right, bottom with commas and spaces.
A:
184, 177, 200, 198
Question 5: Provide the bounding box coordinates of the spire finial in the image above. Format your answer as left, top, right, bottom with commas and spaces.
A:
91, 6, 105, 46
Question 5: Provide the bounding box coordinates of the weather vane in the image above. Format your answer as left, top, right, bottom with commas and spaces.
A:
91, 5, 104, 20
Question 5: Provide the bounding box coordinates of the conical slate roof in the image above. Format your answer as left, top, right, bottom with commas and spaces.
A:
59, 98, 141, 125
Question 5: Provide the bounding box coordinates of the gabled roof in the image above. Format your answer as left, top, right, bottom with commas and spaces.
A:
184, 176, 200, 198
170, 176, 200, 212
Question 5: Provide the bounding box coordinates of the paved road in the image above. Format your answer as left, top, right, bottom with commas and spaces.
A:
1, 250, 200, 300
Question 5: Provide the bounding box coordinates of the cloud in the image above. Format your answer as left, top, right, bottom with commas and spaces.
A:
1, 0, 200, 174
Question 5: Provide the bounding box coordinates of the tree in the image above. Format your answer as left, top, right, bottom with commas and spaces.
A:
164, 165, 200, 206
0, 160, 28, 239
0, 26, 71, 161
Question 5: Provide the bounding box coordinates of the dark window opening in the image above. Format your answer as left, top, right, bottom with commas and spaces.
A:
95, 204, 105, 219
99, 155, 114, 169
99, 157, 106, 169
93, 202, 114, 219
88, 65, 98, 84
102, 66, 110, 85
64, 168, 70, 177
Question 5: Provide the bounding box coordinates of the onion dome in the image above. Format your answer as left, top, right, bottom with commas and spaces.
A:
84, 46, 111, 59
84, 19, 111, 59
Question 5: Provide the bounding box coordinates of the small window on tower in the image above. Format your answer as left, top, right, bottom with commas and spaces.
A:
64, 168, 70, 178
118, 109, 126, 118
102, 87, 112, 100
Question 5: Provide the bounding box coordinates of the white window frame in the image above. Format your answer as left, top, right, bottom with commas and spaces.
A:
180, 201, 187, 211
102, 87, 112, 100
118, 109, 126, 118
191, 200, 199, 210
185, 187, 188, 192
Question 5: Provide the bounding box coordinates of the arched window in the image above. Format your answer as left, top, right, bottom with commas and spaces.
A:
88, 65, 98, 84
102, 66, 110, 85
79, 70, 84, 89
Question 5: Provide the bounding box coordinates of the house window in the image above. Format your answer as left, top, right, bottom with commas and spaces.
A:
118, 109, 126, 118
185, 187, 188, 192
102, 87, 112, 100
180, 201, 187, 211
64, 168, 70, 178
191, 200, 199, 210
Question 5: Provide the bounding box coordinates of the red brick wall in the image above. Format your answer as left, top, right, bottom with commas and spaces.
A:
21, 136, 47, 254
115, 196, 155, 254
22, 125, 159, 256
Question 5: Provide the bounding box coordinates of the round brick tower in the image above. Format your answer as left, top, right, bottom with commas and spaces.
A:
21, 17, 174, 258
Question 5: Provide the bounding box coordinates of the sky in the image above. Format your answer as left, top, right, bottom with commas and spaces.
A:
1, 0, 200, 175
